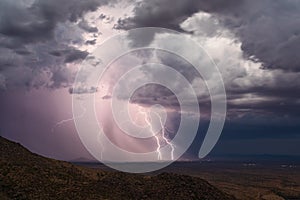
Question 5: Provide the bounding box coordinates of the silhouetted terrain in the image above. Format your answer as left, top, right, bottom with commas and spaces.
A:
160, 162, 300, 200
0, 136, 235, 200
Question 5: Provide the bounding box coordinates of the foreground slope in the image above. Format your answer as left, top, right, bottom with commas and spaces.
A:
0, 136, 235, 200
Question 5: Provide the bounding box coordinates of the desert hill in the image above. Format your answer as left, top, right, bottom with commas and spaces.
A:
0, 136, 235, 200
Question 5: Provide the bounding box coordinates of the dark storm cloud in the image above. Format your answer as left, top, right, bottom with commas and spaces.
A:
68, 86, 98, 94
206, 0, 300, 72
119, 58, 300, 120
115, 0, 240, 31
14, 48, 32, 56
0, 0, 104, 45
49, 48, 88, 63
85, 39, 97, 45
116, 0, 300, 72
227, 68, 300, 117
64, 49, 88, 63
0, 42, 90, 89
130, 84, 177, 105
78, 20, 99, 33
0, 0, 115, 90
228, 96, 300, 118
114, 0, 241, 47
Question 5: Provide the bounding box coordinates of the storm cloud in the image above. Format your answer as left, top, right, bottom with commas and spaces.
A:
0, 0, 113, 90
116, 0, 300, 72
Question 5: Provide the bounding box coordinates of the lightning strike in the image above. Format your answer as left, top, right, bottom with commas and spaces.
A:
155, 112, 175, 161
138, 106, 162, 160
137, 106, 175, 161
51, 101, 87, 133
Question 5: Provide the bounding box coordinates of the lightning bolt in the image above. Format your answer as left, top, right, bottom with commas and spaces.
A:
51, 101, 87, 133
155, 112, 175, 161
138, 106, 162, 160
137, 106, 175, 161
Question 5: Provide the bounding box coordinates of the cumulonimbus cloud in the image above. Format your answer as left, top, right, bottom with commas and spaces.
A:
0, 0, 114, 90
116, 0, 300, 72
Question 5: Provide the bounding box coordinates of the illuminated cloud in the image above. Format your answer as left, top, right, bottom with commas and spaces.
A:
0, 0, 115, 90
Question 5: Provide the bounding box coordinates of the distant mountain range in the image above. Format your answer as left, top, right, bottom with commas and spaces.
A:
70, 154, 300, 164
0, 136, 235, 200
207, 154, 300, 164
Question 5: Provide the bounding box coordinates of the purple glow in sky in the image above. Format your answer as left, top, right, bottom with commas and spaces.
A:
0, 0, 300, 162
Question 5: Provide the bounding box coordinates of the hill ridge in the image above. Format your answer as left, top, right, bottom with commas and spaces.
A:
0, 136, 235, 200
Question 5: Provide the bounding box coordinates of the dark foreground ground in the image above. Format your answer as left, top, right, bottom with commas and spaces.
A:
0, 136, 235, 200
1, 136, 299, 200
163, 161, 300, 200
76, 159, 300, 200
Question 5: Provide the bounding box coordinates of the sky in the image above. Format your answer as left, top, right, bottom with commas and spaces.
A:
0, 0, 300, 161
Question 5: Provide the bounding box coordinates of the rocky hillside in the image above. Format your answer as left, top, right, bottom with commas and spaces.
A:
0, 136, 235, 200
